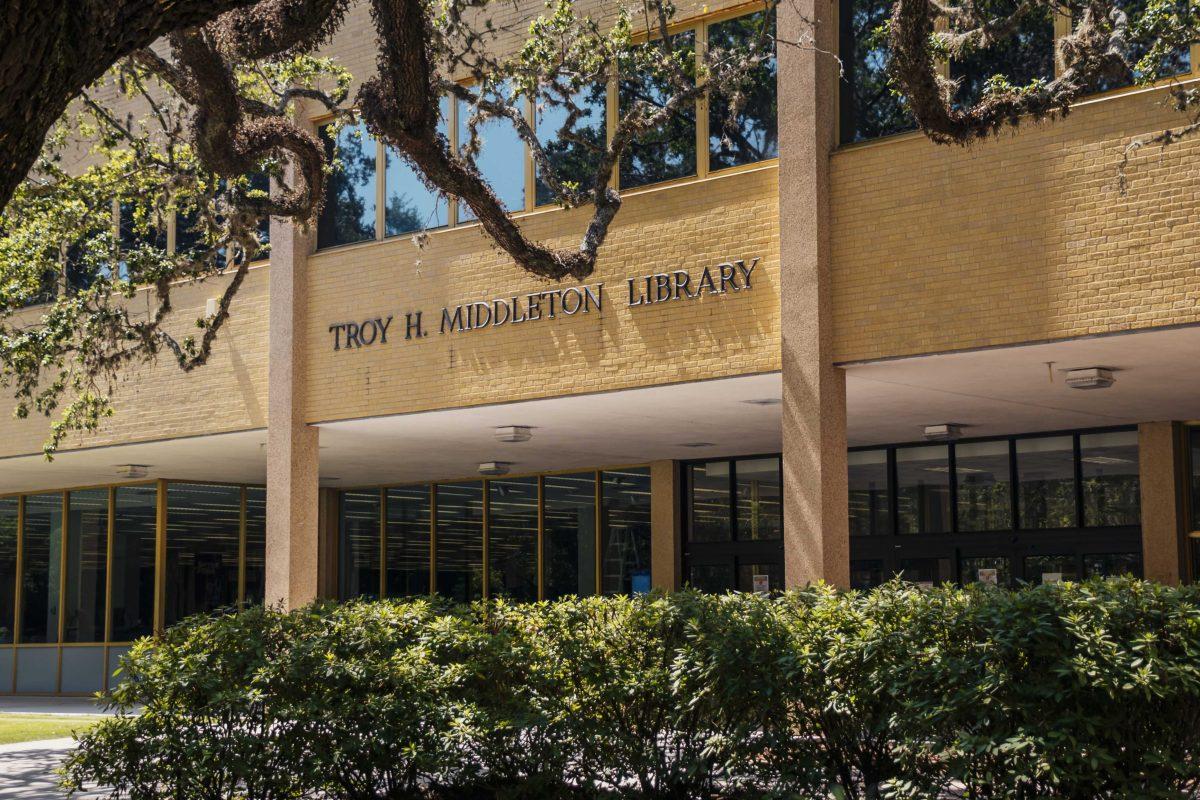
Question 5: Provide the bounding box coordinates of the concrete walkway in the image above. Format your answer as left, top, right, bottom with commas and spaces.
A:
0, 698, 113, 799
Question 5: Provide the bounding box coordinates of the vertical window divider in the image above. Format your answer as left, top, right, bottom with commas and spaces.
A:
482, 480, 490, 599
606, 69, 619, 191
696, 21, 710, 180
379, 487, 387, 599
375, 136, 387, 240
934, 16, 951, 79
524, 95, 536, 213
238, 487, 247, 607
728, 459, 738, 542
948, 443, 959, 533
57, 491, 68, 691
154, 480, 167, 637
13, 496, 23, 647
888, 448, 899, 575
104, 487, 114, 656
448, 100, 460, 227
1053, 11, 1073, 77
594, 470, 603, 596
429, 484, 438, 595
1009, 438, 1020, 531
536, 476, 545, 602
1073, 434, 1085, 528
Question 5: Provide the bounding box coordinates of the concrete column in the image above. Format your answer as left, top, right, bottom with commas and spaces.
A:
265, 203, 320, 609
779, 0, 849, 587
1138, 422, 1183, 585
650, 460, 681, 591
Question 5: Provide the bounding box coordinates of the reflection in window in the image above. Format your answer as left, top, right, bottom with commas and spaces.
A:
65, 489, 108, 643
435, 482, 484, 602
111, 486, 156, 641
896, 445, 951, 534
386, 486, 431, 597
386, 98, 449, 235
458, 87, 526, 220
689, 461, 731, 542
1084, 552, 1141, 578
339, 490, 381, 600
119, 201, 167, 280
543, 473, 597, 599
736, 458, 782, 540
244, 487, 266, 605
689, 563, 735, 593
898, 557, 953, 587
1017, 436, 1076, 529
956, 440, 1012, 532
1025, 554, 1078, 585
317, 121, 377, 248
850, 559, 884, 590
20, 494, 63, 643
1193, 428, 1200, 530
848, 450, 890, 536
601, 468, 652, 595
536, 83, 607, 206
950, 0, 1054, 108
0, 498, 16, 644
620, 31, 697, 188
962, 556, 1011, 586
165, 483, 241, 626
487, 478, 538, 602
1080, 431, 1140, 526
839, 0, 916, 143
708, 11, 778, 170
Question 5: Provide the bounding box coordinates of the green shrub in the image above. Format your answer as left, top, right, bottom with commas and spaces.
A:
60, 579, 1200, 799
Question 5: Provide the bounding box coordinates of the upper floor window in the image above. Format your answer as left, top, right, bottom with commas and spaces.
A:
535, 81, 608, 206
949, 0, 1054, 109
459, 85, 526, 220
619, 30, 699, 189
385, 97, 450, 236
317, 120, 378, 248
839, 0, 917, 143
707, 10, 779, 169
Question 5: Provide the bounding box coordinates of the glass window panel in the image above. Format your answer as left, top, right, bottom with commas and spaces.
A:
601, 468, 652, 595
458, 85, 526, 220
898, 556, 953, 587
896, 445, 951, 534
1084, 552, 1142, 579
386, 486, 431, 597
385, 97, 449, 235
619, 30, 697, 188
949, 0, 1054, 109
1080, 431, 1140, 527
536, 82, 607, 206
1024, 554, 1079, 585
956, 440, 1012, 532
244, 487, 265, 606
435, 482, 484, 602
0, 497, 16, 644
1192, 428, 1200, 530
60, 646, 106, 694
118, 201, 167, 280
962, 555, 1012, 587
1085, 0, 1191, 93
487, 478, 538, 602
249, 172, 271, 249
64, 489, 108, 643
708, 11, 778, 170
689, 563, 735, 592
850, 559, 884, 590
165, 484, 241, 626
689, 461, 731, 542
737, 561, 782, 593
736, 457, 781, 540
849, 450, 891, 536
110, 486, 156, 641
1017, 436, 1077, 529
20, 493, 63, 644
339, 490, 381, 600
839, 0, 916, 143
317, 121, 377, 248
543, 472, 597, 600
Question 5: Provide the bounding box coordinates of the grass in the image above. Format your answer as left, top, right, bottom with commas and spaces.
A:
0, 713, 101, 745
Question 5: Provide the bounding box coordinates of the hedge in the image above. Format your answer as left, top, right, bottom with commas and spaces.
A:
61, 578, 1200, 799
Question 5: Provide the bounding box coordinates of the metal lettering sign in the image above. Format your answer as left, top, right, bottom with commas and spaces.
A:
328, 257, 759, 351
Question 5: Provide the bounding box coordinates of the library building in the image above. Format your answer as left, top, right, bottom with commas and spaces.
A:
1, 0, 1199, 694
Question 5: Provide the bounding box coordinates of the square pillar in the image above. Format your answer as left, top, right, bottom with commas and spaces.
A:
1138, 422, 1184, 585
265, 193, 320, 609
650, 460, 681, 591
779, 0, 849, 587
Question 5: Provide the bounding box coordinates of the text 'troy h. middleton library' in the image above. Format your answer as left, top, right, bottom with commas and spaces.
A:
1, 0, 1200, 695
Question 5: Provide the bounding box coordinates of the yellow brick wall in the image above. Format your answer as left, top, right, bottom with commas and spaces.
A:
831, 84, 1200, 363
0, 266, 270, 457
304, 165, 780, 422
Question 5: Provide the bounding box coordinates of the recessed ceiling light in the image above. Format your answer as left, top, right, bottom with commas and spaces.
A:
742, 398, 781, 406
478, 461, 513, 476
678, 442, 716, 448
1064, 367, 1116, 390
494, 425, 533, 443
115, 464, 150, 479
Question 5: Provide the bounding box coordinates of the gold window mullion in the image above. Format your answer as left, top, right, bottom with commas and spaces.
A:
525, 95, 536, 213
696, 22, 709, 180
375, 136, 386, 240
607, 68, 619, 191
449, 100, 460, 227
1053, 12, 1072, 78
